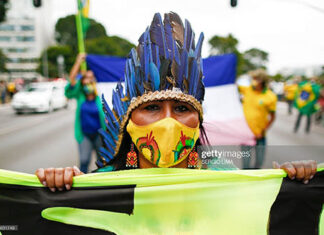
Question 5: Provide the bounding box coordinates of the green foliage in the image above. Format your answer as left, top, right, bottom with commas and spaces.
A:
209, 34, 239, 55
0, 0, 9, 23
270, 73, 284, 82
39, 15, 135, 78
242, 48, 268, 72
208, 34, 269, 77
0, 48, 7, 72
55, 15, 107, 53
37, 45, 74, 78
86, 36, 135, 57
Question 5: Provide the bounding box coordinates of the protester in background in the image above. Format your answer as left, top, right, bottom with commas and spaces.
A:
0, 80, 6, 104
65, 53, 105, 173
284, 76, 299, 115
315, 81, 324, 126
6, 81, 15, 99
239, 69, 277, 169
294, 77, 320, 133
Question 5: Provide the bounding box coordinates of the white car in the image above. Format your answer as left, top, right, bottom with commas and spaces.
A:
12, 81, 68, 114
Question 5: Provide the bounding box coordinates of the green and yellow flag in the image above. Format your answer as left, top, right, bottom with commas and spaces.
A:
0, 168, 323, 235
75, 0, 90, 71
78, 0, 90, 35
294, 81, 320, 115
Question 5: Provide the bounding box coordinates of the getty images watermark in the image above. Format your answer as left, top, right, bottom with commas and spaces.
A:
197, 146, 251, 168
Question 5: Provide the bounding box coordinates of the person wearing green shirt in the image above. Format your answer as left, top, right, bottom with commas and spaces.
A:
65, 53, 105, 174
294, 77, 320, 133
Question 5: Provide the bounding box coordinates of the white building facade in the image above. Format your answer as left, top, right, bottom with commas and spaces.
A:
0, 0, 54, 81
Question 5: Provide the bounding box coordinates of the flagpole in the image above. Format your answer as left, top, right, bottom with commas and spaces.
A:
76, 0, 87, 72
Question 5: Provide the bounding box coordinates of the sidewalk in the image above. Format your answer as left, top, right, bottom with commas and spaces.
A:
0, 103, 11, 111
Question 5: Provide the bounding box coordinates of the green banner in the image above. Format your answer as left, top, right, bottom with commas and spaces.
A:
0, 168, 323, 235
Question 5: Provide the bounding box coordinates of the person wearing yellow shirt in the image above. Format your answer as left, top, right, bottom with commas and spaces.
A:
239, 69, 277, 169
284, 77, 299, 115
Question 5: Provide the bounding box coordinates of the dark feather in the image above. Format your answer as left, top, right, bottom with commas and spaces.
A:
159, 58, 171, 90
168, 12, 184, 46
171, 59, 178, 80
163, 13, 173, 60
176, 49, 187, 88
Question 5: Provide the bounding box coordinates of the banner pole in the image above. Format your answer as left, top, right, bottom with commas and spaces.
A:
76, 0, 87, 72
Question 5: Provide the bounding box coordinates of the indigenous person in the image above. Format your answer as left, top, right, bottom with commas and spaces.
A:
284, 77, 299, 115
65, 53, 105, 173
239, 69, 277, 169
294, 77, 320, 133
36, 13, 317, 192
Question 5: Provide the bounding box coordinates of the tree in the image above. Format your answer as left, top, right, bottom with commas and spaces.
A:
0, 0, 9, 23
270, 73, 285, 82
242, 48, 268, 72
209, 34, 239, 55
86, 36, 135, 57
208, 34, 269, 77
55, 15, 107, 53
0, 49, 7, 72
38, 15, 136, 78
37, 46, 74, 78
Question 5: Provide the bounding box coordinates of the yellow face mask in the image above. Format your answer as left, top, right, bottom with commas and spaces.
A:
126, 117, 200, 168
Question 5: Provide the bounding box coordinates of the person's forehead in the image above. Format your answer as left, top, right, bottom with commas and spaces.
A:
142, 99, 190, 104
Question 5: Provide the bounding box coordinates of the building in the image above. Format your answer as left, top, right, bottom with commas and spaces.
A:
0, 0, 54, 81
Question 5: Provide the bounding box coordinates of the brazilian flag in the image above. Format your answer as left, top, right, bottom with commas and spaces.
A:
0, 168, 323, 235
78, 0, 90, 37
294, 81, 320, 115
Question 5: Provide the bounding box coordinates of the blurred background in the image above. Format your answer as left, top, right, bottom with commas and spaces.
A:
0, 0, 323, 173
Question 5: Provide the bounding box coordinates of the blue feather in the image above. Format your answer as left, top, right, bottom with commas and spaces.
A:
150, 13, 168, 59
128, 60, 136, 98
96, 160, 104, 168
99, 146, 114, 162
102, 95, 119, 131
149, 62, 160, 91
194, 32, 204, 59
130, 48, 140, 67
154, 44, 160, 69
188, 49, 195, 57
98, 129, 115, 154
189, 59, 198, 95
173, 40, 181, 65
112, 89, 123, 117
184, 19, 195, 52
143, 29, 150, 83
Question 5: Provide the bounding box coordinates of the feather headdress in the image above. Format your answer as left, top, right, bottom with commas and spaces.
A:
97, 12, 205, 167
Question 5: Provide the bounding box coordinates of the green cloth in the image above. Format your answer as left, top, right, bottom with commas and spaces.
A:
294, 81, 320, 115
65, 80, 105, 143
0, 168, 323, 234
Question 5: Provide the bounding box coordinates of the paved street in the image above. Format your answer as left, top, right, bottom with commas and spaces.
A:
0, 101, 323, 174
0, 101, 97, 174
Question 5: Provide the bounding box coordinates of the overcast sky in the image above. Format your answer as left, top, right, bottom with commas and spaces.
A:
51, 0, 324, 74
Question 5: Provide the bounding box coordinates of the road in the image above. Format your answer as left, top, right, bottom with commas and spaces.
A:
0, 101, 97, 174
0, 101, 323, 174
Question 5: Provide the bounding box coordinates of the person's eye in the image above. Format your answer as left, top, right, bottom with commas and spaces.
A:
144, 104, 160, 111
175, 105, 189, 112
